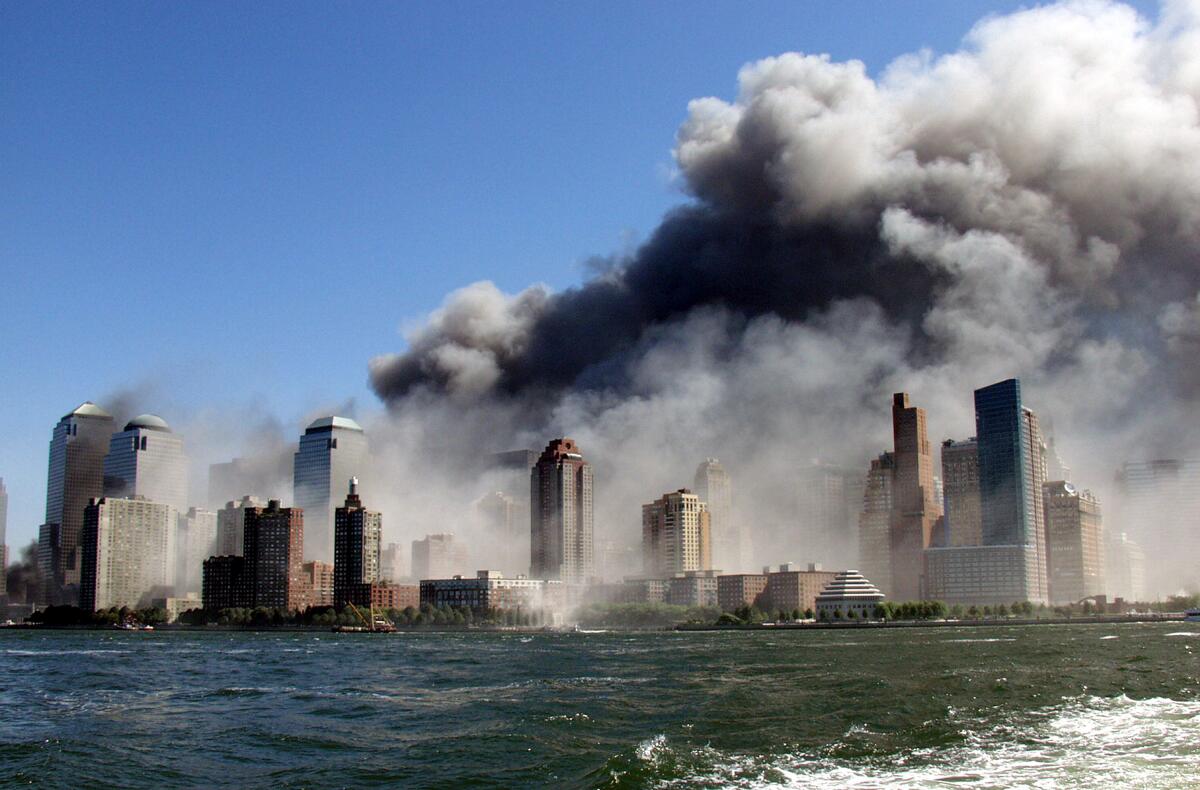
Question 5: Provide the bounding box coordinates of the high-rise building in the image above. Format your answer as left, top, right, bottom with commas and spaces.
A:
242, 500, 305, 610
0, 477, 7, 599
39, 402, 114, 602
941, 438, 982, 546
797, 461, 865, 571
476, 490, 528, 576
857, 452, 895, 596
175, 507, 217, 596
102, 415, 189, 512
379, 542, 405, 582
694, 459, 746, 573
207, 454, 290, 510
1115, 459, 1200, 596
1106, 531, 1146, 602
925, 379, 1049, 605
80, 497, 177, 611
889, 393, 940, 601
1043, 481, 1105, 604
333, 478, 383, 608
215, 495, 264, 557
642, 489, 712, 578
411, 533, 469, 580
530, 438, 594, 583
292, 416, 368, 564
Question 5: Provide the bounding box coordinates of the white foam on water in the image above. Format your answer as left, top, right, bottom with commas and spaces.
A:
1100, 635, 1119, 640
658, 696, 1200, 789
1165, 632, 1199, 638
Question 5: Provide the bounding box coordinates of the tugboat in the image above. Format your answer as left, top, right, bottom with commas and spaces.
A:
332, 601, 397, 633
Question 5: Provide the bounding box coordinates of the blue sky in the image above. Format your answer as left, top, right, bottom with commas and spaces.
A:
0, 1, 1159, 549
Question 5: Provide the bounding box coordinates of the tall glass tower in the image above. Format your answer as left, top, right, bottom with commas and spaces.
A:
102, 414, 190, 512
293, 416, 368, 564
40, 402, 115, 601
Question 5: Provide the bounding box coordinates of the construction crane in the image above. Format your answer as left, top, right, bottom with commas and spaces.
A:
344, 600, 396, 633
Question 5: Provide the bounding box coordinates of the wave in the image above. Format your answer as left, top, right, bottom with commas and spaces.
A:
625, 696, 1200, 788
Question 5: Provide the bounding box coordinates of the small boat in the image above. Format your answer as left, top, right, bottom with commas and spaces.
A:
1185, 608, 1200, 622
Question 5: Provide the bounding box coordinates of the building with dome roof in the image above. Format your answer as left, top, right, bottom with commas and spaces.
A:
38, 402, 116, 603
815, 570, 885, 620
102, 413, 189, 513
293, 416, 368, 564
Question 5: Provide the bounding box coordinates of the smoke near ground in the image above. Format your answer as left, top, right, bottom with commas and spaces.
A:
365, 1, 1200, 593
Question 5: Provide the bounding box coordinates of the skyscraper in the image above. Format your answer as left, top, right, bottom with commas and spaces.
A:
176, 507, 218, 596
102, 414, 189, 512
941, 438, 982, 546
857, 452, 895, 596
925, 378, 1050, 605
292, 416, 368, 564
39, 402, 115, 602
411, 533, 469, 580
693, 459, 746, 572
530, 438, 594, 583
242, 500, 305, 610
797, 461, 865, 570
476, 490, 528, 576
80, 497, 177, 611
642, 489, 712, 578
1106, 531, 1146, 602
889, 393, 939, 601
1043, 481, 1105, 604
1115, 459, 1200, 596
333, 478, 382, 608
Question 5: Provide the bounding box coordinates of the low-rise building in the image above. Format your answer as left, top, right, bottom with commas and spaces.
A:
302, 560, 334, 608
717, 573, 768, 611
763, 564, 837, 614
815, 570, 885, 620
371, 582, 419, 611
665, 570, 720, 607
923, 544, 1042, 606
614, 577, 668, 604
419, 570, 557, 613
153, 593, 202, 623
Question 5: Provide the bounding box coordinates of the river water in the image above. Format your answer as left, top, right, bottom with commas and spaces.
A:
1, 622, 1197, 788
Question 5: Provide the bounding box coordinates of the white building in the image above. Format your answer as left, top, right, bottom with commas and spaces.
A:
815, 569, 885, 620
694, 458, 747, 573
215, 495, 264, 557
293, 416, 368, 564
80, 497, 177, 611
176, 507, 218, 595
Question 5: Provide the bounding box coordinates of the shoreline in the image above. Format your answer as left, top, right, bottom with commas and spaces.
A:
676, 613, 1190, 631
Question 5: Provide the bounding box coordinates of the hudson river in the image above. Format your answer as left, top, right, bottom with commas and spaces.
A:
2, 622, 1197, 787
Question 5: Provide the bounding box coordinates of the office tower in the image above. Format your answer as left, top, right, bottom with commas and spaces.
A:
39, 402, 115, 602
941, 438, 982, 546
0, 478, 7, 599
1043, 481, 1105, 604
215, 495, 264, 557
476, 490, 528, 576
207, 454, 290, 510
80, 497, 177, 611
797, 461, 864, 570
102, 414, 189, 512
292, 416, 368, 564
925, 379, 1050, 606
694, 459, 747, 573
379, 542, 405, 582
889, 393, 939, 601
242, 500, 305, 610
642, 489, 712, 578
1116, 459, 1200, 596
175, 507, 217, 595
1045, 436, 1071, 483
858, 452, 895, 596
530, 438, 594, 583
333, 478, 382, 608
1106, 531, 1146, 602
411, 533, 469, 580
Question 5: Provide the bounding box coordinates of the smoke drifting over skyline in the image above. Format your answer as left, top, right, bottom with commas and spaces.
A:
364, 1, 1200, 592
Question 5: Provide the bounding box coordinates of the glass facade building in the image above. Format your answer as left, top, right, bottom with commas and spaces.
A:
102, 414, 189, 513
292, 416, 368, 564
40, 402, 115, 601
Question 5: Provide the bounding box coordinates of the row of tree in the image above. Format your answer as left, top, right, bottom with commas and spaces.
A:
175, 603, 553, 628
26, 605, 168, 626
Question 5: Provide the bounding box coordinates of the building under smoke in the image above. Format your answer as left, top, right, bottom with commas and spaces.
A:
176, 507, 217, 596
889, 393, 940, 602
797, 461, 864, 575
411, 533, 470, 581
857, 452, 895, 597
693, 459, 746, 573
641, 489, 712, 578
292, 416, 368, 565
80, 496, 176, 611
941, 438, 982, 547
39, 402, 114, 604
102, 414, 189, 513
530, 438, 594, 584
1115, 459, 1200, 597
1043, 481, 1105, 605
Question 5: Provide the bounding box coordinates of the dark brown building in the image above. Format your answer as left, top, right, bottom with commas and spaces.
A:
717, 573, 768, 611
243, 500, 305, 610
531, 438, 594, 583
202, 556, 250, 610
333, 478, 382, 609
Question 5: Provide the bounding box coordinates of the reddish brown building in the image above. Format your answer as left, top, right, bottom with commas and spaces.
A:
369, 582, 419, 610
889, 393, 940, 601
302, 560, 334, 608
243, 500, 305, 610
717, 573, 768, 611
763, 565, 838, 614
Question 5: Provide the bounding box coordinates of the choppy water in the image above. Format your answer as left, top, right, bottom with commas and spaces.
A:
1, 622, 1198, 788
